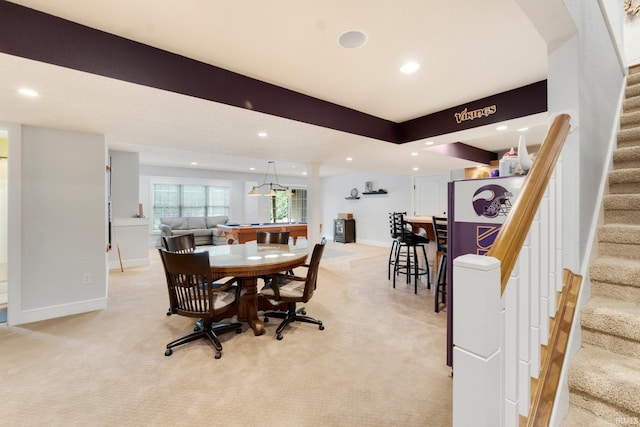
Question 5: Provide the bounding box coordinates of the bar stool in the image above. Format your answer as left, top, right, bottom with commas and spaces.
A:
391, 212, 430, 294
387, 212, 404, 280
432, 216, 448, 312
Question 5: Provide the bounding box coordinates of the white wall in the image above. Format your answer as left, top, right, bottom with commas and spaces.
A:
320, 172, 413, 246
625, 13, 640, 65
109, 150, 140, 218
11, 125, 108, 325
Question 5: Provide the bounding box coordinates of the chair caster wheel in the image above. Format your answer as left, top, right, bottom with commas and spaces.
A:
301, 310, 307, 315
277, 334, 283, 340
235, 328, 242, 334
264, 317, 269, 322
215, 352, 222, 359
166, 312, 171, 316
165, 349, 172, 356
319, 325, 325, 330
194, 326, 200, 332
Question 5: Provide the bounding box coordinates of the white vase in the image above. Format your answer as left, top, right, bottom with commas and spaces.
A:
518, 135, 533, 173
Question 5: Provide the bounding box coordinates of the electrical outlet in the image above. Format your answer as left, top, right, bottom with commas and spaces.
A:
82, 273, 92, 285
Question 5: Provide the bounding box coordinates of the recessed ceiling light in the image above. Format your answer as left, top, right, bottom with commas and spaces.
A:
496, 125, 508, 131
410, 152, 418, 156
249, 167, 256, 171
400, 61, 420, 74
258, 131, 267, 138
346, 157, 353, 161
412, 167, 420, 171
18, 87, 39, 97
302, 172, 307, 175
337, 30, 368, 49
517, 127, 529, 132
190, 162, 198, 166
425, 141, 434, 146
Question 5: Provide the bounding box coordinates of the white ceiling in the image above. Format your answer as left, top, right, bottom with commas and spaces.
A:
0, 0, 555, 177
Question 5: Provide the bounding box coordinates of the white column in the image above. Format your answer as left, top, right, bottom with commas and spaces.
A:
306, 162, 321, 245
453, 254, 502, 427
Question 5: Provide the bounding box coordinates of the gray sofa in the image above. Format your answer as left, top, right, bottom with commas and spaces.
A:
159, 216, 229, 246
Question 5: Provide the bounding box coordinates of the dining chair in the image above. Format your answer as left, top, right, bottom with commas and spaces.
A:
391, 212, 430, 294
256, 230, 290, 244
158, 248, 242, 359
432, 216, 448, 313
259, 237, 326, 340
162, 233, 196, 253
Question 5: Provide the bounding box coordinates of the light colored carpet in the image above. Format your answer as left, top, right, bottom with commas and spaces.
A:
563, 65, 640, 425
0, 241, 452, 426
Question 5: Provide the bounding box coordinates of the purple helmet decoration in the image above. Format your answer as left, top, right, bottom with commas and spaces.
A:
472, 184, 513, 218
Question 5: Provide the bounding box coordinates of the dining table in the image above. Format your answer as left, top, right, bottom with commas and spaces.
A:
202, 242, 309, 336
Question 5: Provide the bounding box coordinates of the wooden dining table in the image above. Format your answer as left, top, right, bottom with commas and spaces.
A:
201, 243, 309, 336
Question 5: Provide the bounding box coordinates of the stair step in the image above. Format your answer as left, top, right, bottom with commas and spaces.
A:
581, 296, 640, 356
608, 169, 640, 194
626, 83, 640, 99
617, 127, 640, 148
624, 96, 640, 114
561, 406, 617, 427
621, 110, 640, 129
598, 224, 640, 260
590, 256, 640, 289
603, 194, 640, 225
613, 146, 640, 169
629, 70, 640, 86
567, 344, 640, 423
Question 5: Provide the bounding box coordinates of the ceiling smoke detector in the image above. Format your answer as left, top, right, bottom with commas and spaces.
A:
338, 30, 368, 49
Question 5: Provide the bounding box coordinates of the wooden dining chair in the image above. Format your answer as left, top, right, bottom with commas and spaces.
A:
162, 233, 196, 253
256, 230, 290, 244
432, 216, 448, 313
158, 248, 242, 359
260, 238, 326, 340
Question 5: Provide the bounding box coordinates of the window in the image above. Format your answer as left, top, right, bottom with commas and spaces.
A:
269, 188, 307, 223
152, 184, 230, 229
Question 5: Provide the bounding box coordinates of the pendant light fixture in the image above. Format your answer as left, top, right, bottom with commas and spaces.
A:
248, 161, 293, 196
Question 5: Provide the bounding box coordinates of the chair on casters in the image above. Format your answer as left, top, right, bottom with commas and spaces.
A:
158, 248, 243, 359
162, 233, 196, 253
392, 212, 430, 294
432, 216, 448, 313
260, 238, 326, 340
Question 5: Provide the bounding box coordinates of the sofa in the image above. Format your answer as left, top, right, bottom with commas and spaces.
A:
159, 216, 229, 246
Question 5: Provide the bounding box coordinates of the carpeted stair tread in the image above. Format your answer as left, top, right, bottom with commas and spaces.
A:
627, 83, 640, 99
561, 406, 617, 427
581, 296, 640, 342
613, 146, 640, 169
590, 257, 640, 288
603, 193, 640, 210
598, 224, 640, 244
624, 96, 640, 114
608, 168, 640, 184
629, 70, 640, 87
621, 110, 640, 129
568, 344, 640, 418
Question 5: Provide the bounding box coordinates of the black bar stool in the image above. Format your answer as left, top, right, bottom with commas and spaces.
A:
391, 212, 430, 294
432, 216, 448, 312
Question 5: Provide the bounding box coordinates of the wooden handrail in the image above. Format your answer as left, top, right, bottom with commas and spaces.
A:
487, 114, 572, 295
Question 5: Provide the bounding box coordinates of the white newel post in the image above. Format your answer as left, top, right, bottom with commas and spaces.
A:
453, 254, 503, 427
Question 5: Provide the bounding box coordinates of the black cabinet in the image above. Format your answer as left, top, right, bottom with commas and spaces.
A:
334, 219, 356, 243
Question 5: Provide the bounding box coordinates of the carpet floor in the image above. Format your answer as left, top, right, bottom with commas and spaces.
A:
0, 241, 452, 426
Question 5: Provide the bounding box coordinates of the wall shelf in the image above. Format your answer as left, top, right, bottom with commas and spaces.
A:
344, 196, 360, 200
362, 190, 388, 195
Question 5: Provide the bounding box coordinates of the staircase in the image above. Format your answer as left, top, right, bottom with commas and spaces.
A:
562, 65, 640, 426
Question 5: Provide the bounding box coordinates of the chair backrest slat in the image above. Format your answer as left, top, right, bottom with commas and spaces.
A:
163, 233, 196, 253
256, 231, 290, 244
303, 238, 326, 301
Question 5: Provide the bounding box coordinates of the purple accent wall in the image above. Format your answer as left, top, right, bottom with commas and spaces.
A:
0, 1, 547, 158
428, 142, 498, 164
399, 80, 547, 142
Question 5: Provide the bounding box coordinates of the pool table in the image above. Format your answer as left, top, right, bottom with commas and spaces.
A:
217, 223, 308, 244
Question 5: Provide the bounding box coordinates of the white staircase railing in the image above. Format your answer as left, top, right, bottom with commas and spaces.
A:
452, 114, 571, 427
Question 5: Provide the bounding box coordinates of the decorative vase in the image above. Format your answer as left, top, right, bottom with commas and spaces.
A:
518, 135, 533, 173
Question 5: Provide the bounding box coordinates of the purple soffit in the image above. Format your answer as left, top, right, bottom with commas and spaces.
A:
0, 0, 546, 163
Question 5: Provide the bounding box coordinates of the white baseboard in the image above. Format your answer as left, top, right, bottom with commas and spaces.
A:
13, 297, 107, 326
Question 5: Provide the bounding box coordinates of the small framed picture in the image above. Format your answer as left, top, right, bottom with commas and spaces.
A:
365, 181, 374, 192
